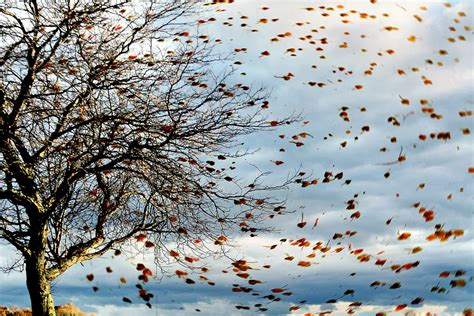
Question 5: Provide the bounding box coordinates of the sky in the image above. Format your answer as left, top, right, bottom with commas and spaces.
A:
0, 0, 473, 315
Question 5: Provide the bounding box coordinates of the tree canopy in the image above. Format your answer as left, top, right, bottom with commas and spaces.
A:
0, 1, 297, 314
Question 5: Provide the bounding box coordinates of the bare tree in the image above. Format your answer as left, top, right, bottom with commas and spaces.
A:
0, 1, 296, 315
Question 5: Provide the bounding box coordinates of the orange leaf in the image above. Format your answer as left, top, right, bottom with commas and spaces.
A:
398, 232, 411, 240
237, 273, 250, 279
439, 271, 450, 278
176, 270, 188, 278
169, 250, 180, 257
395, 304, 407, 311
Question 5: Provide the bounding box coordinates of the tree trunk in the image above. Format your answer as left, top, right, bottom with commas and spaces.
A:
26, 259, 56, 316
25, 219, 56, 316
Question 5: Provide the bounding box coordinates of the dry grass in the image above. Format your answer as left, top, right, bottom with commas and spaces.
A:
0, 304, 95, 316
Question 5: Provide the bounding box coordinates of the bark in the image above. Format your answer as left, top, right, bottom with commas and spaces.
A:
25, 220, 56, 316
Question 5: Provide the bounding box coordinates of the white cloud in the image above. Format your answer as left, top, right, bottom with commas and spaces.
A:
296, 301, 453, 316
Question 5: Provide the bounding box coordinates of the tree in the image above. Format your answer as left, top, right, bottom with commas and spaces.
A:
0, 1, 295, 314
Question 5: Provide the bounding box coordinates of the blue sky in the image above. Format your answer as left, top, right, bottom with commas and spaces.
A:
0, 1, 473, 315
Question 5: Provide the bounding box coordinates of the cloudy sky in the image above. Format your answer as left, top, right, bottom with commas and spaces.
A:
1, 0, 473, 315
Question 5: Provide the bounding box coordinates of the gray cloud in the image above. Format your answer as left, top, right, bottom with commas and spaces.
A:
1, 1, 472, 315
